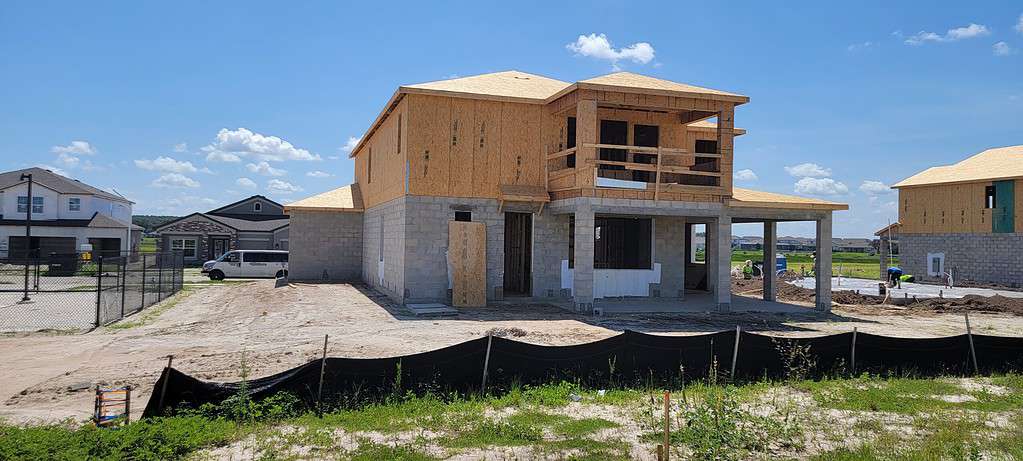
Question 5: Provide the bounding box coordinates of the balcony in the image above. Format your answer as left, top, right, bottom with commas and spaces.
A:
546, 143, 723, 200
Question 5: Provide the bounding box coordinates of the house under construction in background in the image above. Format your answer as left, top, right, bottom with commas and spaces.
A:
284, 71, 847, 312
888, 145, 1023, 287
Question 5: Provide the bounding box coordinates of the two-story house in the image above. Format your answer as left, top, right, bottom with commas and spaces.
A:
284, 71, 847, 312
889, 145, 1023, 286
0, 167, 138, 258
154, 195, 289, 264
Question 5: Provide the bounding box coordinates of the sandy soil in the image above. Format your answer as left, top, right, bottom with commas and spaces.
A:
3, 280, 1023, 425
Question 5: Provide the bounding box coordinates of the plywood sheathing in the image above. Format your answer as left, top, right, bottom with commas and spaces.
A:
898, 183, 995, 234
283, 184, 364, 213
448, 221, 486, 307
893, 145, 1023, 188
354, 97, 407, 208
730, 187, 848, 211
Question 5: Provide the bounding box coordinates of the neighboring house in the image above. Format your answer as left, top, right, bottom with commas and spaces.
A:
0, 167, 138, 258
892, 145, 1023, 286
832, 238, 874, 253
732, 236, 763, 250
776, 236, 816, 252
154, 195, 289, 264
284, 70, 847, 312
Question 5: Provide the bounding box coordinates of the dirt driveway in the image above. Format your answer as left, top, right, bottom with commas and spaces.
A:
3, 280, 1023, 424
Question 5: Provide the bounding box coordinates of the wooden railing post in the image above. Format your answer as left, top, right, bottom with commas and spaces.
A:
654, 146, 663, 201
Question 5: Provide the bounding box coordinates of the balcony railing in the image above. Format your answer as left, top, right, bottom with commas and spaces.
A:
546, 143, 722, 199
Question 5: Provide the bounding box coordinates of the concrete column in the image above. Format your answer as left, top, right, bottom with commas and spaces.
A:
714, 216, 732, 311
815, 213, 833, 312
878, 235, 889, 281
573, 202, 595, 312
763, 221, 777, 302
706, 220, 717, 294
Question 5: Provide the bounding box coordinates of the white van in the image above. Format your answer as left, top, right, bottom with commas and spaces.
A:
202, 250, 288, 280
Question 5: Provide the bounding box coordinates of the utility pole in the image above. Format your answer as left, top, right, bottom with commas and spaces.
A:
20, 173, 33, 302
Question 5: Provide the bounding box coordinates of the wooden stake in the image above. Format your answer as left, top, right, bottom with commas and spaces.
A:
663, 391, 671, 461
850, 327, 858, 375
481, 332, 494, 394
965, 312, 979, 375
316, 334, 329, 415
656, 444, 664, 461
157, 355, 174, 415
730, 325, 741, 379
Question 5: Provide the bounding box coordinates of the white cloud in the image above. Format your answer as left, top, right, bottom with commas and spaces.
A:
859, 180, 892, 195
794, 177, 848, 195
733, 169, 758, 181
993, 41, 1014, 56
236, 177, 257, 189
51, 140, 97, 156
152, 173, 200, 188
173, 142, 188, 153
245, 161, 287, 177
784, 163, 831, 178
306, 170, 332, 178
566, 33, 655, 70
905, 23, 990, 45
56, 152, 80, 168
847, 41, 874, 52
134, 156, 198, 174
1017, 13, 1023, 34
267, 179, 302, 194
201, 128, 321, 162
340, 136, 361, 154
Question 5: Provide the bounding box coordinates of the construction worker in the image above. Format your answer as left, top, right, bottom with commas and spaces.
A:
887, 266, 903, 288
742, 260, 754, 279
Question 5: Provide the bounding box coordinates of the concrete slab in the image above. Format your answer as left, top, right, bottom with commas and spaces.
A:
406, 303, 458, 316
558, 292, 812, 315
789, 277, 1023, 300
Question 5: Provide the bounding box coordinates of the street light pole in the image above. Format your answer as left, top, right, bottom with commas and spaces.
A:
21, 173, 33, 302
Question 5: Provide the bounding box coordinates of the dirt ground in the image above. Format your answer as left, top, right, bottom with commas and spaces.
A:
4, 280, 1023, 425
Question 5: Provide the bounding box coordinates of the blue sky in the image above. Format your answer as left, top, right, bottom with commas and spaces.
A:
1, 1, 1021, 237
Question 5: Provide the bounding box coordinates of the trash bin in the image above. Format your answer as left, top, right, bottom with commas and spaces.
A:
45, 253, 79, 276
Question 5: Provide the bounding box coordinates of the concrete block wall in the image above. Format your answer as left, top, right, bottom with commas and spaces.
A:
654, 216, 687, 298
900, 233, 1023, 287
532, 212, 570, 299
288, 210, 363, 281
402, 196, 510, 303
362, 197, 407, 302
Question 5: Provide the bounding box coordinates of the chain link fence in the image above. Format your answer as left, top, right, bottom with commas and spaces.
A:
0, 251, 184, 332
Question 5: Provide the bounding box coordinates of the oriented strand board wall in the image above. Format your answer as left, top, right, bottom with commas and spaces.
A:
407, 94, 545, 199
354, 97, 408, 208
899, 183, 992, 234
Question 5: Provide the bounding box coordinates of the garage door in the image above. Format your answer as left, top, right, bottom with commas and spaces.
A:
8, 236, 77, 259
237, 238, 272, 250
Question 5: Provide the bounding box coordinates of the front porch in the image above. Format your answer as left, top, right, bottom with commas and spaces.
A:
544, 192, 845, 314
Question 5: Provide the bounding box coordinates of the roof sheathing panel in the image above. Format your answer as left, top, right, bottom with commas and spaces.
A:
893, 145, 1023, 188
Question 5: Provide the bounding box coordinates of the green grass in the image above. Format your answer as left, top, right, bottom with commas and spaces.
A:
797, 375, 1023, 414
5, 377, 1023, 460
139, 237, 157, 254
729, 250, 899, 280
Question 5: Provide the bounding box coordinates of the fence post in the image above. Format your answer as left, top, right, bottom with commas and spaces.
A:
120, 256, 127, 319
730, 325, 741, 379
850, 327, 858, 375
480, 332, 494, 394
663, 391, 671, 461
965, 312, 979, 375
95, 256, 104, 328
317, 334, 329, 416
157, 253, 163, 301
140, 254, 147, 310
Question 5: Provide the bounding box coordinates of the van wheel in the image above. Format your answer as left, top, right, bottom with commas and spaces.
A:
275, 270, 287, 279
209, 270, 225, 281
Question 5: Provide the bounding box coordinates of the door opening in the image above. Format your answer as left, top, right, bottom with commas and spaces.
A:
503, 212, 532, 296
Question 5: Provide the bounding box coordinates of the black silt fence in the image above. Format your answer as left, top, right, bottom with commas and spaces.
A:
144, 329, 1023, 418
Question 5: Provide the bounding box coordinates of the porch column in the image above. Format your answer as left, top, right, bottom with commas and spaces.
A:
763, 221, 777, 302
573, 202, 595, 312
815, 213, 833, 312
878, 234, 889, 281
575, 99, 598, 189
714, 216, 732, 311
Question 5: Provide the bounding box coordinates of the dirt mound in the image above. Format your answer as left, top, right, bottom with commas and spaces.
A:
910, 295, 1023, 315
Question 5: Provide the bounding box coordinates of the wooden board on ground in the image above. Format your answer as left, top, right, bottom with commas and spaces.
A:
448, 221, 486, 307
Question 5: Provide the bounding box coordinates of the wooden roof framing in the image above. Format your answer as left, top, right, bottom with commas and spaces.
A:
893, 145, 1023, 188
